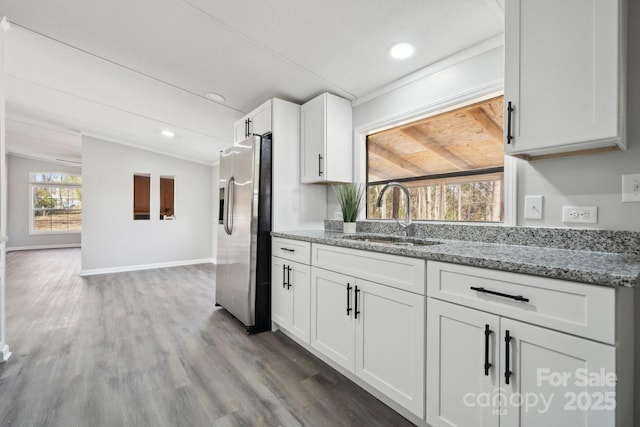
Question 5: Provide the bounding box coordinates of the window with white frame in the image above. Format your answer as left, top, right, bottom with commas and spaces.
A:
366, 96, 505, 222
30, 172, 82, 233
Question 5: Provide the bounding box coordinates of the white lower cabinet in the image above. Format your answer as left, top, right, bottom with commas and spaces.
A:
355, 278, 425, 417
428, 297, 616, 427
427, 298, 500, 427
271, 238, 312, 344
271, 256, 291, 328
310, 268, 356, 370
500, 318, 615, 427
271, 257, 311, 344
311, 266, 425, 417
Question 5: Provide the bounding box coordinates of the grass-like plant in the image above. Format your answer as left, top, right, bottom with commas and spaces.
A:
333, 183, 364, 223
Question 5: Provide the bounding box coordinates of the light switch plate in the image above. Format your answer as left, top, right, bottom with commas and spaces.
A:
622, 174, 640, 203
524, 195, 543, 219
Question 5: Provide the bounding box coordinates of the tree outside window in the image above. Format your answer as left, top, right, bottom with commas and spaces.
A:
30, 173, 82, 233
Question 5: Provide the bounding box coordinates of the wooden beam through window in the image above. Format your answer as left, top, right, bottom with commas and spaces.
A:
367, 142, 429, 177
467, 107, 503, 143
399, 127, 472, 171
367, 165, 391, 182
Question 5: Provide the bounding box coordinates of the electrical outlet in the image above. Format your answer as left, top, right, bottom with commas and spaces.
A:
562, 206, 598, 224
524, 195, 543, 219
622, 174, 640, 203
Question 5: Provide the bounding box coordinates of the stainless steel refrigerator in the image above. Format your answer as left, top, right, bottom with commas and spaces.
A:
216, 134, 272, 333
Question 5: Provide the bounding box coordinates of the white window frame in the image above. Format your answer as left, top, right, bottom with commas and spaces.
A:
29, 173, 82, 235
354, 88, 517, 226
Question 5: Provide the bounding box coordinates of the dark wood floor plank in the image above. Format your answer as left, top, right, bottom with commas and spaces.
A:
0, 248, 414, 426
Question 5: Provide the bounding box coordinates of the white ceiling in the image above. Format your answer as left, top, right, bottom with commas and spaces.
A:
0, 0, 504, 165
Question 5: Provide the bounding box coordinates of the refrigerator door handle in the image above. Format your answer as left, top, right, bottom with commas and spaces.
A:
224, 176, 235, 235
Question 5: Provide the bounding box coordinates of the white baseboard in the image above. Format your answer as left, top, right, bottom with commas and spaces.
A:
7, 244, 81, 252
80, 258, 215, 276
0, 344, 11, 363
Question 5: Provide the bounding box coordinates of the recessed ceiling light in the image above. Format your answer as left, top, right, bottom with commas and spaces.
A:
388, 42, 415, 60
161, 129, 175, 138
0, 17, 11, 32
205, 92, 225, 103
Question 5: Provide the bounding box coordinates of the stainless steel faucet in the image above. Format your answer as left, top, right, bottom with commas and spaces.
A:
375, 182, 411, 233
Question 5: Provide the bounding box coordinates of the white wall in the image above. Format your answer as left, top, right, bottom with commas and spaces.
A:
6, 155, 82, 249
350, 5, 640, 232
81, 136, 213, 274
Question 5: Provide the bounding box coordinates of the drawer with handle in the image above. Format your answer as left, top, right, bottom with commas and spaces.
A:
427, 261, 615, 344
272, 237, 311, 264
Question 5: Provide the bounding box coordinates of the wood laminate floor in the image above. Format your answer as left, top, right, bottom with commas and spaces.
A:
0, 249, 413, 427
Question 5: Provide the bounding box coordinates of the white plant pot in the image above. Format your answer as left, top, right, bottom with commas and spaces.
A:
343, 222, 357, 234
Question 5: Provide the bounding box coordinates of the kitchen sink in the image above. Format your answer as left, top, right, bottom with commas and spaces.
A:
342, 234, 440, 247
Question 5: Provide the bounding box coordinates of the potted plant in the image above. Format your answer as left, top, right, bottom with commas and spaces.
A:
333, 183, 364, 234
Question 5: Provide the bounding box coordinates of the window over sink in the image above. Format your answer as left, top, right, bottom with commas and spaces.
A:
366, 96, 504, 222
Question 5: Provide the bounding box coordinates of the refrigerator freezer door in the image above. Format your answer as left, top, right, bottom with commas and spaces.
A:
216, 137, 261, 327
216, 148, 232, 309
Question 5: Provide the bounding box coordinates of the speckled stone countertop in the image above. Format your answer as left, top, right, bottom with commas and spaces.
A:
272, 230, 640, 288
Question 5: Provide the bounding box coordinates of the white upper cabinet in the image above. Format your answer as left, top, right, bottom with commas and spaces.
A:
301, 92, 352, 183
234, 100, 272, 143
504, 0, 626, 158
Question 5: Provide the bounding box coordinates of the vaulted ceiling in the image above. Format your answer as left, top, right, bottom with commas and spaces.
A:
0, 0, 505, 165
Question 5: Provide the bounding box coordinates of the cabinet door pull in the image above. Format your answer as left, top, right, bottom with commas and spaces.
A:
484, 324, 492, 376
470, 286, 529, 303
354, 286, 360, 319
282, 264, 286, 288
318, 154, 324, 176
280, 247, 295, 252
505, 330, 513, 385
246, 118, 252, 137
506, 102, 514, 144
286, 266, 291, 289
346, 283, 352, 315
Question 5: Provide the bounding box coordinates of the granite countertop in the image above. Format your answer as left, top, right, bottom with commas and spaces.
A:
272, 230, 640, 288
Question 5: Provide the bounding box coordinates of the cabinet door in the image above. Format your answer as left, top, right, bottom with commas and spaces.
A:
271, 257, 292, 329
310, 267, 355, 371
289, 261, 311, 344
427, 298, 500, 427
500, 318, 615, 427
234, 117, 248, 143
249, 100, 272, 136
300, 94, 326, 183
355, 280, 426, 417
325, 93, 353, 183
504, 0, 621, 155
